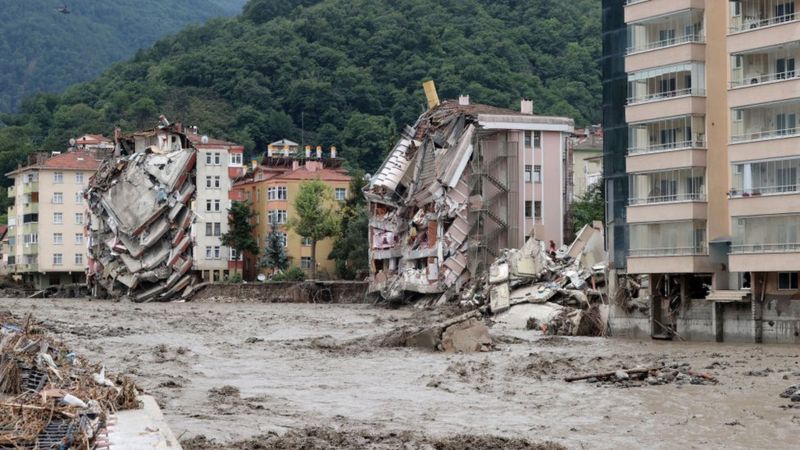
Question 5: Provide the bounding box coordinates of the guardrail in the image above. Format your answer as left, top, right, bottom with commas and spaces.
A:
628, 139, 705, 155
627, 34, 705, 55
629, 246, 707, 257
628, 88, 705, 105
731, 243, 800, 254
629, 192, 706, 205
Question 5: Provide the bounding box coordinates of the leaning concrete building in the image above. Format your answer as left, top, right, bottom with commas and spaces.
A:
365, 91, 574, 301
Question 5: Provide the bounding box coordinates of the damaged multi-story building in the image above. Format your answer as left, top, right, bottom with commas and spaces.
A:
605, 0, 800, 343
365, 84, 575, 301
85, 122, 198, 301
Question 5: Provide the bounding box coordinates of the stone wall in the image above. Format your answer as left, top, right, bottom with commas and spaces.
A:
191, 281, 369, 304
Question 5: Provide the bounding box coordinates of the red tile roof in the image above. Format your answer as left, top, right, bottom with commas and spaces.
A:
41, 151, 102, 171
186, 133, 240, 147
0, 226, 7, 240
278, 167, 351, 182
76, 134, 112, 144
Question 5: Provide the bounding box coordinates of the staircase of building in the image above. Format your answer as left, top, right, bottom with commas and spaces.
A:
706, 289, 751, 302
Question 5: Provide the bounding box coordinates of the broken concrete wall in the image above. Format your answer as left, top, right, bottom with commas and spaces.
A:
85, 122, 198, 302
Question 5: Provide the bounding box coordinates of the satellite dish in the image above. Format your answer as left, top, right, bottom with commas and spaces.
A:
69, 138, 76, 146
201, 135, 209, 144
257, 274, 266, 282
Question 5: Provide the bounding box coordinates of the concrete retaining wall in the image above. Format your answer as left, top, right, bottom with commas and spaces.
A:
192, 281, 369, 303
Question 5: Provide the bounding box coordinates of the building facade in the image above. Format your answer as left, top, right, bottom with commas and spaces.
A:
186, 132, 245, 282
571, 125, 604, 199
616, 0, 800, 342
4, 151, 100, 288
231, 149, 351, 280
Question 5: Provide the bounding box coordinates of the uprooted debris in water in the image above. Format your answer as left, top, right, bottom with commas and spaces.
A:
565, 363, 718, 388
378, 310, 493, 353
0, 311, 139, 449
85, 119, 198, 302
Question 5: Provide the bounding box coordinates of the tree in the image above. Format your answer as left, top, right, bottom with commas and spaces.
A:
287, 179, 339, 279
261, 218, 289, 274
329, 170, 369, 279
569, 182, 605, 239
220, 201, 259, 276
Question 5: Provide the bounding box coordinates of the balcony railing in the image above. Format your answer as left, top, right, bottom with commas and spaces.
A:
22, 182, 38, 194
627, 34, 705, 55
628, 88, 706, 105
628, 139, 706, 155
629, 246, 708, 257
730, 13, 798, 33
730, 185, 799, 197
731, 242, 800, 254
731, 70, 798, 88
731, 127, 800, 143
7, 186, 15, 197
624, 0, 648, 4
629, 192, 706, 205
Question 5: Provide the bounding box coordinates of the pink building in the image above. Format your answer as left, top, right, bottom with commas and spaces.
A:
365, 96, 574, 299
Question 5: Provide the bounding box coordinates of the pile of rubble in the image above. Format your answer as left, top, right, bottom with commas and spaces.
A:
0, 311, 138, 449
467, 221, 609, 337
85, 120, 198, 302
565, 362, 718, 388
780, 384, 800, 409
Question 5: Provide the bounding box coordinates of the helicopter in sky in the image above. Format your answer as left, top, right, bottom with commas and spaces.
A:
55, 3, 71, 14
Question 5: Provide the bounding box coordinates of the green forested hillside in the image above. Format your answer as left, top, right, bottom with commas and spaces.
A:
0, 0, 247, 112
0, 0, 601, 176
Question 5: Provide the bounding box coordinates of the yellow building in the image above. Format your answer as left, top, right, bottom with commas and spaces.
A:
232, 150, 351, 280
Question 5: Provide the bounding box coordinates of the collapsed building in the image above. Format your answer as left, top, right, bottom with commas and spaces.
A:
365, 87, 574, 301
85, 121, 198, 302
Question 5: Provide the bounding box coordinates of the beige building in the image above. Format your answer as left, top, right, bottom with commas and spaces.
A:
4, 151, 101, 288
623, 0, 800, 341
571, 126, 603, 199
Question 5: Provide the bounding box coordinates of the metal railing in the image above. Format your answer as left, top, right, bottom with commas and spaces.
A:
730, 13, 798, 33
629, 246, 708, 257
731, 70, 799, 88
628, 88, 705, 105
627, 34, 705, 55
624, 0, 648, 4
628, 139, 705, 155
730, 185, 799, 197
629, 192, 706, 205
730, 126, 800, 143
731, 242, 800, 254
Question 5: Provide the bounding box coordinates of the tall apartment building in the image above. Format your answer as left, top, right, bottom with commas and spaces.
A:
614, 0, 800, 342
4, 151, 100, 288
186, 131, 245, 282
231, 147, 351, 280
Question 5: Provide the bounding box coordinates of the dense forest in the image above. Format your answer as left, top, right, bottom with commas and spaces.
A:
0, 0, 601, 178
0, 0, 247, 112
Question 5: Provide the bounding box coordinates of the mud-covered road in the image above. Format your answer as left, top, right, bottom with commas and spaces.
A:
1, 297, 798, 449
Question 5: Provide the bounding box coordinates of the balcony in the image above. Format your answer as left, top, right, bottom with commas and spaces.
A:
729, 1, 800, 52
22, 244, 38, 255
15, 263, 38, 273
625, 0, 706, 24
627, 220, 710, 274
730, 213, 800, 271
22, 182, 38, 194
23, 203, 38, 215
627, 63, 706, 122
729, 43, 800, 107
7, 186, 14, 198
628, 115, 706, 155
731, 156, 800, 197
628, 168, 706, 222
626, 9, 705, 72
730, 100, 800, 159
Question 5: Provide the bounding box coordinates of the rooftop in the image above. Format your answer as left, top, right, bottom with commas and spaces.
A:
269, 138, 299, 147
186, 133, 241, 148
6, 150, 102, 176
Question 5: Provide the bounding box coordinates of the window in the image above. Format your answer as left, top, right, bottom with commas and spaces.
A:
74, 192, 83, 204
534, 131, 542, 148
75, 172, 84, 184
206, 223, 213, 236
278, 233, 288, 247
268, 210, 288, 224
53, 253, 63, 265
335, 188, 347, 201
214, 222, 221, 236
75, 233, 83, 245
214, 199, 221, 211
53, 233, 63, 245
214, 176, 221, 188
778, 272, 799, 290
230, 153, 243, 165
23, 234, 38, 244
75, 253, 83, 265
268, 186, 287, 200
524, 131, 532, 148
302, 236, 313, 247
213, 246, 221, 259
230, 248, 242, 261
54, 172, 63, 184
206, 246, 213, 258
301, 257, 313, 269
533, 165, 542, 183
7, 256, 15, 265
54, 212, 63, 224
52, 192, 63, 204
524, 165, 533, 183
214, 153, 221, 165
75, 213, 84, 225
525, 201, 533, 218
206, 200, 213, 212
206, 153, 212, 165
206, 176, 212, 188
534, 201, 542, 219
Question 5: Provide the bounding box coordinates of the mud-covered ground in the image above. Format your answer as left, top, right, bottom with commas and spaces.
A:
1, 298, 798, 449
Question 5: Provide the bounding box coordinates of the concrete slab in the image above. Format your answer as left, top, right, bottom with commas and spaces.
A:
112, 395, 182, 449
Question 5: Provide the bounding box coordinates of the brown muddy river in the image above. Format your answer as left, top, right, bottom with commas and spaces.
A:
1, 298, 797, 449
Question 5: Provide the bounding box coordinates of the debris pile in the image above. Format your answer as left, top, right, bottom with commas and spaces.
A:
0, 311, 138, 449
379, 310, 494, 353
85, 121, 198, 302
780, 384, 800, 408
565, 363, 718, 387
475, 221, 609, 336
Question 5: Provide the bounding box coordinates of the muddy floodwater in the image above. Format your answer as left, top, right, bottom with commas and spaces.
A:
1, 298, 798, 449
